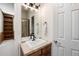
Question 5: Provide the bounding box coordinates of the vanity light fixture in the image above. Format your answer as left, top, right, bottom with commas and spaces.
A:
22, 3, 38, 11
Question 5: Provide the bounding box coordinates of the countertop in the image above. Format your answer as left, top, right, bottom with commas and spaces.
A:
20, 39, 52, 56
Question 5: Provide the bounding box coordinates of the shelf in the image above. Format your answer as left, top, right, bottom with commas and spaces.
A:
3, 14, 14, 40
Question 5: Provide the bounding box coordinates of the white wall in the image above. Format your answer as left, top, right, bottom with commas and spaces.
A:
0, 3, 14, 15
0, 40, 18, 56
0, 9, 3, 32
14, 4, 22, 56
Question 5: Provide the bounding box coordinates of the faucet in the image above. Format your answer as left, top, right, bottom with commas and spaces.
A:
30, 33, 36, 41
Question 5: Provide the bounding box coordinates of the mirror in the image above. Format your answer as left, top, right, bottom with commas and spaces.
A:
21, 6, 36, 37
21, 4, 42, 39
34, 14, 42, 39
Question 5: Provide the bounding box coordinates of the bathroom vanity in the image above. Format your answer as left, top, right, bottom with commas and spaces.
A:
20, 4, 52, 56
20, 39, 52, 56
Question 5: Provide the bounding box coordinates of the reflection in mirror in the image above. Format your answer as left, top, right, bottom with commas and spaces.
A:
43, 22, 48, 36
36, 23, 39, 35
31, 16, 35, 35
21, 4, 41, 39
21, 6, 31, 37
21, 5, 36, 38
22, 18, 30, 37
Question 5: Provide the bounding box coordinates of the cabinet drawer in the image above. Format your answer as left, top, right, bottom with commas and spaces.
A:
29, 50, 41, 56
42, 44, 51, 56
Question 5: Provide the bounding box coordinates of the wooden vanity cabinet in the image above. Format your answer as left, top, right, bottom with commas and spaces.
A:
28, 44, 51, 56
41, 44, 51, 56
29, 50, 41, 56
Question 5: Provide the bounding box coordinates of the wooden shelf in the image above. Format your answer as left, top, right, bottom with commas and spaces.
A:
3, 14, 14, 40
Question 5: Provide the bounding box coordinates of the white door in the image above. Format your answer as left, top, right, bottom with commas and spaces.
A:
53, 3, 79, 56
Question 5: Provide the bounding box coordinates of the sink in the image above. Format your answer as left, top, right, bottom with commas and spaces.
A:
25, 39, 46, 48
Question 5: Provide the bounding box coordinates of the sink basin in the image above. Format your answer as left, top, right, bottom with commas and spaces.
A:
25, 39, 46, 48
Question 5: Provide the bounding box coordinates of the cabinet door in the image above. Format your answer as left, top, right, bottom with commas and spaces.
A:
29, 50, 41, 56
42, 44, 51, 56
